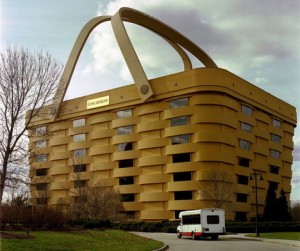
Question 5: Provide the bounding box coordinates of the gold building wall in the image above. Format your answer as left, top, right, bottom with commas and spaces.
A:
28, 68, 297, 221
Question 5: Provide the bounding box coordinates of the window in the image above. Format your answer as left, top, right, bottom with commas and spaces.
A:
241, 105, 253, 116
121, 194, 135, 202
270, 149, 280, 159
171, 134, 190, 145
117, 109, 132, 118
182, 214, 200, 225
118, 142, 133, 151
238, 157, 250, 167
35, 126, 46, 135
236, 193, 248, 203
35, 140, 46, 148
207, 215, 220, 224
172, 153, 191, 163
73, 149, 86, 157
173, 172, 192, 181
271, 134, 281, 143
170, 116, 189, 127
235, 212, 247, 221
272, 118, 281, 128
119, 159, 134, 168
239, 139, 251, 150
117, 125, 133, 135
73, 118, 85, 127
270, 165, 279, 174
36, 183, 48, 191
175, 210, 181, 219
36, 154, 47, 162
238, 175, 248, 185
240, 122, 252, 132
74, 180, 86, 188
269, 181, 278, 190
74, 196, 87, 204
119, 176, 134, 185
73, 134, 86, 142
169, 98, 188, 108
36, 169, 47, 176
174, 191, 192, 200
74, 164, 87, 173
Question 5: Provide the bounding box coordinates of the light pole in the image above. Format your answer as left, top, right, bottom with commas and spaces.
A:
249, 172, 263, 237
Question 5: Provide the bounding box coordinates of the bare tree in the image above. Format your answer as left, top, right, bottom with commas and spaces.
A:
198, 168, 233, 208
0, 46, 63, 203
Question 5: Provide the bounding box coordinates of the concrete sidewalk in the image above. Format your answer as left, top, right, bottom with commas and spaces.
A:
223, 233, 300, 248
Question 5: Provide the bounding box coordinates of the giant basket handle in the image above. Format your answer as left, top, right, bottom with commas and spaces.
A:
52, 8, 217, 119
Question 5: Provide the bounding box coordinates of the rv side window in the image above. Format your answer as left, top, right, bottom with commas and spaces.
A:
182, 214, 200, 225
207, 215, 219, 224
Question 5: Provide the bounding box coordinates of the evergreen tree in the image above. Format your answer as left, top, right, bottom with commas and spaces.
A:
277, 189, 291, 221
263, 186, 277, 221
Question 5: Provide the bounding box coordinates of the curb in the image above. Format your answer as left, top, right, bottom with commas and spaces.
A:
153, 244, 169, 251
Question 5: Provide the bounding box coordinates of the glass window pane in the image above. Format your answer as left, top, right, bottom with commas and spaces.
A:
36, 154, 47, 162
169, 98, 188, 108
35, 126, 46, 135
73, 134, 86, 142
173, 172, 192, 181
271, 134, 281, 143
117, 126, 133, 135
240, 139, 251, 150
36, 169, 47, 176
74, 164, 87, 172
117, 109, 132, 119
241, 122, 252, 132
170, 116, 189, 127
171, 134, 190, 145
73, 149, 86, 157
270, 149, 280, 159
73, 118, 85, 127
174, 191, 192, 200
241, 105, 253, 116
272, 118, 281, 128
118, 143, 133, 151
36, 140, 46, 148
238, 157, 250, 167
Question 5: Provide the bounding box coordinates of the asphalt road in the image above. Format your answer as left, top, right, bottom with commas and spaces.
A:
134, 232, 300, 251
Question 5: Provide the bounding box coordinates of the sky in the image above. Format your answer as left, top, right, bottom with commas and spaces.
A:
1, 0, 299, 201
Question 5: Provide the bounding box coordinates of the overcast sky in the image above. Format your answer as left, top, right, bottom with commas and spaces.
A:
1, 0, 299, 201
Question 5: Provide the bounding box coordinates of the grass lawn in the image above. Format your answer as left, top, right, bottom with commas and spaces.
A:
0, 229, 164, 251
246, 232, 300, 241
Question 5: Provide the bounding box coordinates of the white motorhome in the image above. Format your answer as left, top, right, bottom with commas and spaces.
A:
177, 208, 226, 240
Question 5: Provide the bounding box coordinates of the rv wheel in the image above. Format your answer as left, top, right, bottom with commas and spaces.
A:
177, 231, 182, 239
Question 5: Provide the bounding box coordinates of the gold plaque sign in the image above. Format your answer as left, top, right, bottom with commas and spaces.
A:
87, 96, 109, 109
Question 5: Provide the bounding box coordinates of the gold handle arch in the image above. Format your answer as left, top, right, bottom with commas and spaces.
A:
52, 7, 218, 119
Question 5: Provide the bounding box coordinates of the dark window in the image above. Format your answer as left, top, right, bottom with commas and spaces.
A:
235, 212, 247, 221
241, 105, 253, 116
171, 134, 190, 145
272, 118, 281, 128
238, 175, 248, 185
36, 183, 48, 191
36, 169, 47, 176
119, 176, 134, 185
119, 211, 135, 219
174, 191, 192, 200
207, 215, 219, 224
182, 214, 200, 225
269, 181, 278, 190
169, 98, 188, 108
240, 122, 252, 132
238, 157, 250, 167
73, 118, 85, 127
118, 159, 134, 168
117, 109, 132, 119
173, 172, 192, 181
170, 116, 189, 127
175, 210, 181, 219
271, 134, 281, 143
73, 149, 86, 157
172, 153, 190, 163
240, 139, 251, 150
117, 125, 133, 135
121, 194, 135, 202
270, 149, 280, 159
74, 164, 87, 173
74, 180, 86, 188
36, 198, 48, 205
236, 193, 248, 203
270, 165, 279, 174
118, 142, 133, 151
